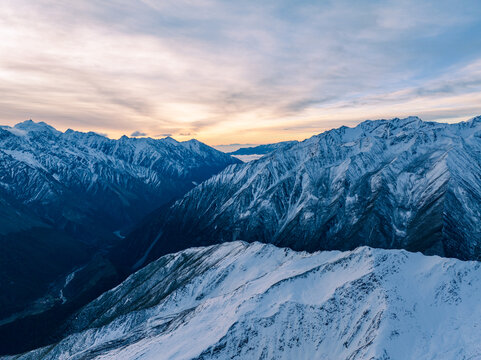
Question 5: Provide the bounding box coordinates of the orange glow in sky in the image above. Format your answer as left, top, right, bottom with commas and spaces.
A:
1, 1, 481, 145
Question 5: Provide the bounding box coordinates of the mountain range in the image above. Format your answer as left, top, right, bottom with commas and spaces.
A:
116, 116, 481, 273
2, 116, 481, 358
10, 241, 481, 359
0, 120, 239, 354
0, 120, 239, 244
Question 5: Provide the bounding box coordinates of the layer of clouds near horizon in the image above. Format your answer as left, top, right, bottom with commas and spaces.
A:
1, 0, 481, 144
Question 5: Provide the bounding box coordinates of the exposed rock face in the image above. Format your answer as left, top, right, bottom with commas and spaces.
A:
120, 117, 481, 269
13, 242, 481, 360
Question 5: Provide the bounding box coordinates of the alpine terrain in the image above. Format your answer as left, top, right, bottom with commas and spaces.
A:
0, 120, 239, 354
3, 116, 481, 359
117, 116, 481, 272
3, 1, 481, 358
10, 242, 481, 360
0, 119, 239, 244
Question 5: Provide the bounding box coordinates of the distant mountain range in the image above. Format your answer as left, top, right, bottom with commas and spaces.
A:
117, 116, 481, 273
225, 141, 298, 162
0, 120, 239, 354
14, 242, 481, 359
228, 141, 298, 155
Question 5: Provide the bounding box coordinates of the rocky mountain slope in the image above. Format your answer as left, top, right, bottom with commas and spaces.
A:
0, 120, 239, 354
118, 116, 481, 270
0, 120, 239, 243
10, 241, 481, 359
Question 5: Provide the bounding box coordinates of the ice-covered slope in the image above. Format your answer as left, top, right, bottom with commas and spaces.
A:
0, 120, 239, 243
120, 116, 481, 268
12, 241, 481, 360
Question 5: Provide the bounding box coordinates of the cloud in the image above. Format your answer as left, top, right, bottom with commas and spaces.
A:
130, 130, 147, 137
0, 0, 481, 144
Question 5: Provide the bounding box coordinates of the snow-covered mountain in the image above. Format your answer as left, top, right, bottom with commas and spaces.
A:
11, 241, 481, 359
0, 120, 239, 354
118, 116, 481, 270
0, 120, 239, 243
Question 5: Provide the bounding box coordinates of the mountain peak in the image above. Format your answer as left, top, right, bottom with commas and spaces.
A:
14, 119, 60, 134
396, 115, 422, 122
162, 136, 179, 145
363, 116, 423, 128
391, 116, 423, 126
467, 115, 481, 126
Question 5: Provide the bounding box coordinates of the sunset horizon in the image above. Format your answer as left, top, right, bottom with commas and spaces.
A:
2, 1, 481, 145
3, 113, 481, 148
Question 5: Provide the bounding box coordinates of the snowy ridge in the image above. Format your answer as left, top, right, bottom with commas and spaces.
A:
133, 116, 481, 264
0, 120, 239, 242
0, 120, 239, 349
12, 241, 481, 359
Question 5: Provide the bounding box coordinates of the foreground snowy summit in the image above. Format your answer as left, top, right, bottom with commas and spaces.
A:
13, 242, 481, 360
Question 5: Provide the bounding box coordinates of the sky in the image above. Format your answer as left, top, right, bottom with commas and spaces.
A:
1, 0, 481, 145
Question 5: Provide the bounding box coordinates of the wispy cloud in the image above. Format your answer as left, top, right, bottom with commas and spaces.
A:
1, 0, 481, 144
